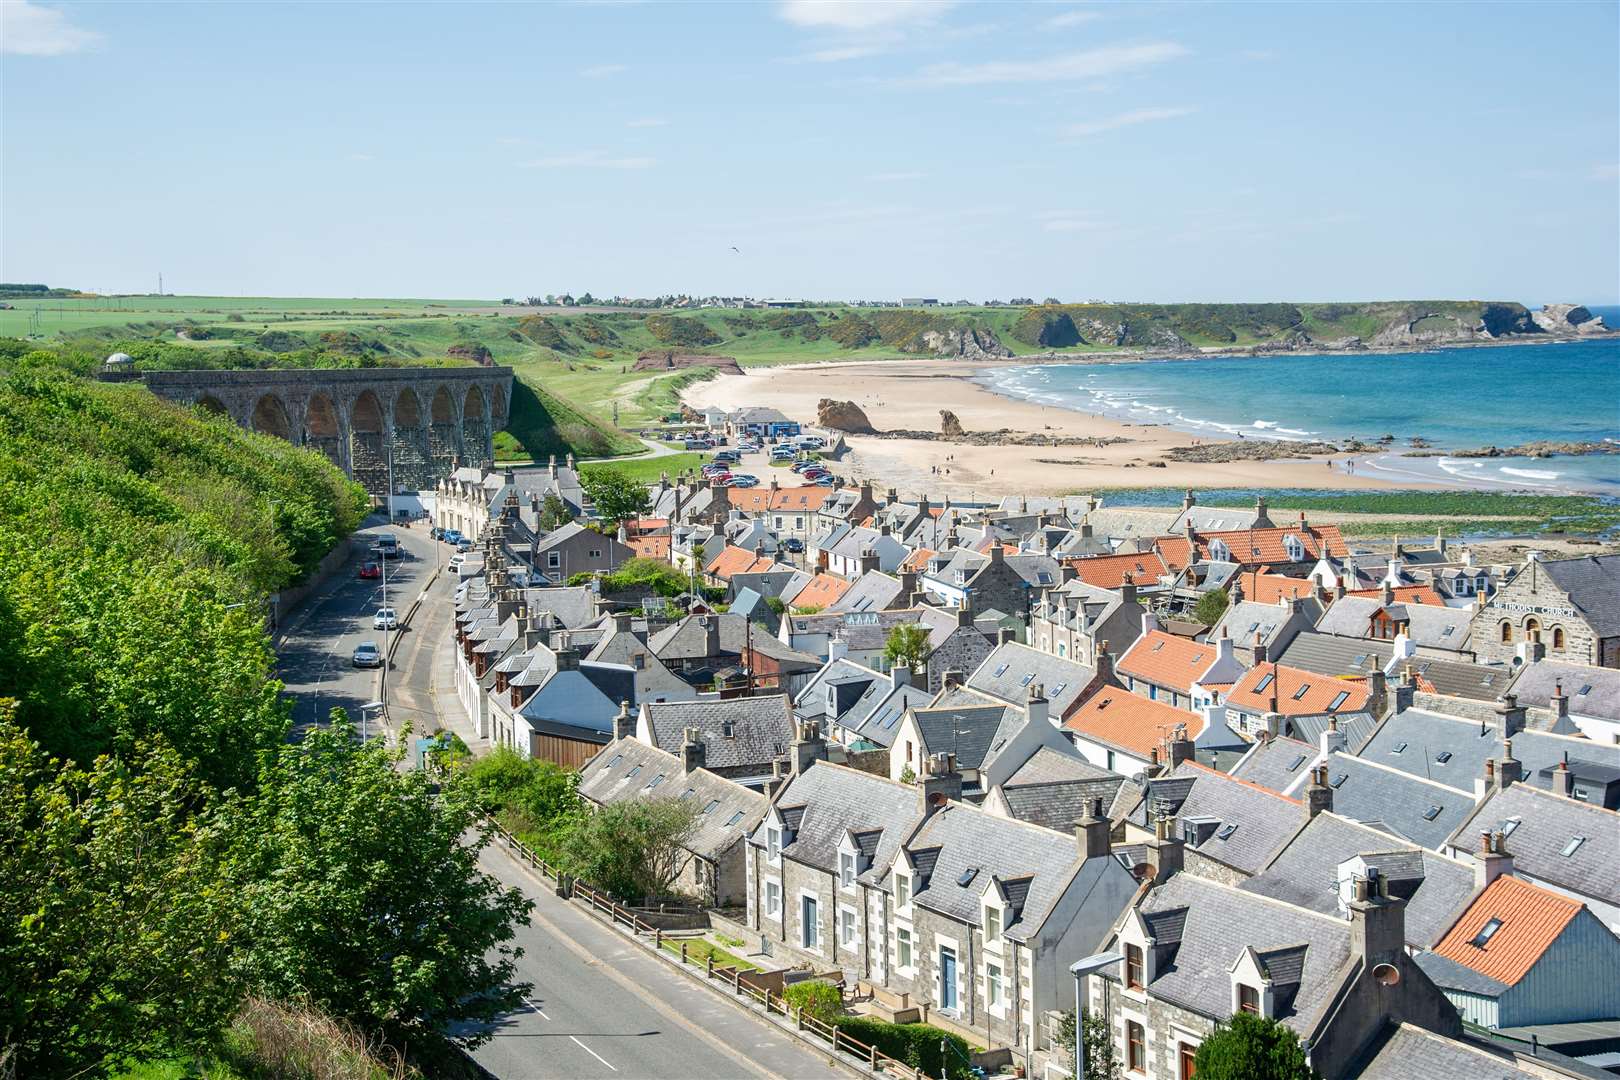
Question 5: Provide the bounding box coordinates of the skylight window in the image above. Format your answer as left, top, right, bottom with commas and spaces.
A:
1020, 672, 1035, 686
1435, 751, 1452, 764
957, 867, 979, 887
1216, 823, 1239, 841
993, 663, 1010, 677
703, 799, 721, 814
1293, 683, 1312, 700
1441, 626, 1455, 637
1471, 918, 1503, 948
1051, 682, 1067, 696
1353, 654, 1369, 667
1255, 674, 1274, 693
1247, 623, 1260, 636
1501, 817, 1521, 836
727, 811, 745, 827
1578, 685, 1592, 696
1152, 641, 1165, 652
628, 765, 643, 778
1287, 754, 1308, 771
1330, 773, 1348, 789
608, 755, 624, 769
646, 773, 666, 790
1327, 691, 1350, 712
681, 787, 697, 800
1391, 742, 1408, 754
1422, 804, 1443, 821
1561, 835, 1586, 857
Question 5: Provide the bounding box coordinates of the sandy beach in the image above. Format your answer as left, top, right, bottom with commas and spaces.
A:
683, 358, 1423, 499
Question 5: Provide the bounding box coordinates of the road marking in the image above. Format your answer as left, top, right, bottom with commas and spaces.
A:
525, 997, 551, 1020
570, 1035, 617, 1071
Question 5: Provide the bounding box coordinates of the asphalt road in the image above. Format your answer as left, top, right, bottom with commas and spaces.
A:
276, 515, 445, 737
466, 845, 850, 1080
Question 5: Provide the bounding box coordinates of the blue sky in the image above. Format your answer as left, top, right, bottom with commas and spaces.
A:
4, 0, 1617, 303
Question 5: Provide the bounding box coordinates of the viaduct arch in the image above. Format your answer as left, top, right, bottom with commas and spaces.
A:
141, 367, 513, 496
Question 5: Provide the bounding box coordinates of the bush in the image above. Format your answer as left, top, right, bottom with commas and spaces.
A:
645, 315, 721, 347
1193, 588, 1230, 626
833, 1017, 974, 1080
1192, 1012, 1316, 1080
782, 980, 843, 1025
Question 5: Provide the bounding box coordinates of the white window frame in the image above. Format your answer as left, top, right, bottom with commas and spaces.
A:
839, 905, 858, 949
547, 551, 561, 569
985, 960, 1005, 1015
839, 851, 857, 891
767, 826, 781, 866
895, 925, 914, 972
799, 889, 821, 953
895, 872, 912, 912
764, 878, 782, 921
983, 902, 1003, 948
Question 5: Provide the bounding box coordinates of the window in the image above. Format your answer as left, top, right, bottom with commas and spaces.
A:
1127, 1020, 1146, 1072
702, 799, 720, 814
1217, 823, 1239, 841
1422, 804, 1443, 821
896, 926, 913, 969
767, 827, 781, 861
645, 773, 666, 790
895, 874, 910, 908
1125, 943, 1144, 989
1391, 741, 1408, 754
1435, 751, 1452, 764
1501, 817, 1521, 836
1500, 621, 1513, 643
627, 765, 643, 778
1255, 673, 1274, 693
957, 867, 979, 888
726, 810, 745, 827
993, 662, 1010, 677
1471, 918, 1503, 947
1552, 627, 1566, 650
1562, 835, 1586, 857
765, 880, 781, 917
1292, 683, 1312, 700
588, 549, 602, 559
986, 962, 1004, 1008
983, 906, 1002, 942
1180, 1042, 1198, 1080
1327, 691, 1350, 712
1238, 984, 1261, 1015
1020, 672, 1035, 686
548, 551, 561, 569
802, 896, 819, 949
607, 754, 624, 769
840, 908, 857, 947
840, 852, 856, 888
1441, 625, 1455, 637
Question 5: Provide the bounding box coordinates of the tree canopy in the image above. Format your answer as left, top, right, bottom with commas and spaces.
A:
1192, 1012, 1317, 1080
1194, 587, 1231, 627
884, 622, 932, 672
580, 466, 651, 528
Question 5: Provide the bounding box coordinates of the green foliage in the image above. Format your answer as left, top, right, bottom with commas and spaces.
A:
1194, 588, 1231, 626
1192, 1012, 1317, 1080
539, 492, 574, 529
1055, 1010, 1119, 1079
224, 717, 534, 1049
1011, 307, 1082, 348
883, 622, 932, 672
0, 709, 242, 1079
515, 315, 574, 352
580, 465, 653, 527
502, 376, 640, 461
562, 797, 702, 902
783, 980, 844, 1025
460, 746, 583, 861
577, 555, 690, 597
832, 1016, 974, 1080
645, 315, 721, 347
826, 313, 880, 348
765, 595, 787, 615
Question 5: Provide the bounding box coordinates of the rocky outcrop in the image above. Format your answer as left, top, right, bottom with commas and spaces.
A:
817, 398, 877, 435
632, 351, 743, 375
447, 342, 494, 365
918, 327, 1012, 359
939, 410, 964, 437
1368, 311, 1490, 347
1163, 440, 1340, 462
1531, 304, 1608, 335
1450, 440, 1618, 459
869, 428, 1130, 448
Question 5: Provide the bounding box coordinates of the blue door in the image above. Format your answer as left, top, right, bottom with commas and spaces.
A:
939, 947, 958, 1011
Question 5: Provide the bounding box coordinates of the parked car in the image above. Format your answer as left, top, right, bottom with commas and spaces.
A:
447, 554, 465, 573
801, 467, 829, 480
352, 642, 383, 668
729, 476, 759, 488
790, 461, 815, 473
455, 539, 472, 553
358, 561, 381, 580
811, 475, 835, 487
373, 607, 399, 630
782, 537, 805, 553
376, 535, 400, 559
442, 529, 464, 545
430, 526, 444, 540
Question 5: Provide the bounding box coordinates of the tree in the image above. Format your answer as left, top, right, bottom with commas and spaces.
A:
1055, 1010, 1118, 1079
538, 492, 573, 530
883, 622, 931, 673
0, 709, 242, 1079
580, 466, 651, 528
1192, 1012, 1316, 1080
224, 715, 533, 1047
563, 797, 701, 902
1194, 587, 1230, 627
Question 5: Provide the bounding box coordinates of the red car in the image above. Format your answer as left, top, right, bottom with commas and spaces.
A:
358, 561, 382, 580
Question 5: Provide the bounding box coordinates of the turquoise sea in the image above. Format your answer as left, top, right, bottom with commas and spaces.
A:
982, 323, 1620, 495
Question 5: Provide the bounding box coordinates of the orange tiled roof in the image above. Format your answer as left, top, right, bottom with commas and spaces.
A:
706, 546, 778, 580
1226, 662, 1371, 717
791, 573, 851, 610
624, 517, 669, 536
1117, 630, 1217, 695
1237, 570, 1317, 605
628, 536, 672, 561
1156, 523, 1348, 570
1346, 585, 1447, 606
726, 486, 832, 513
1432, 875, 1582, 986
1063, 551, 1169, 590
1064, 690, 1205, 759
902, 548, 936, 572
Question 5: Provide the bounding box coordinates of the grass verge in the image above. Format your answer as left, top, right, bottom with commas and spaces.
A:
660, 936, 760, 971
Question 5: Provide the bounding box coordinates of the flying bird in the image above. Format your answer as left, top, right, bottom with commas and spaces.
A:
730, 246, 741, 254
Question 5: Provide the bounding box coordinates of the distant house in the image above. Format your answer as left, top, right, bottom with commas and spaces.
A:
729, 407, 800, 439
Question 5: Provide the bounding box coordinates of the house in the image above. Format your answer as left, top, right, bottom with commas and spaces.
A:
1508, 658, 1620, 743
583, 612, 697, 704
725, 482, 832, 540
1213, 591, 1320, 666
703, 545, 797, 600
1417, 870, 1620, 1028
506, 648, 632, 767
1242, 810, 1477, 950
1287, 751, 1477, 851
1314, 592, 1476, 659
1222, 661, 1374, 739
1060, 550, 1170, 592
1444, 781, 1620, 931
1154, 519, 1349, 574
1063, 690, 1206, 776
792, 657, 930, 747
1276, 630, 1515, 703
980, 747, 1125, 833
1471, 554, 1620, 667
1231, 569, 1318, 605
576, 735, 767, 905
782, 571, 852, 612
649, 612, 822, 694
1027, 578, 1145, 665
636, 695, 796, 788
813, 481, 881, 537
812, 523, 911, 579
520, 520, 634, 584
1116, 621, 1246, 711
889, 687, 1080, 793
1168, 492, 1273, 534
434, 458, 584, 543
965, 640, 1109, 724
1091, 861, 1462, 1080
729, 406, 800, 439
826, 569, 906, 615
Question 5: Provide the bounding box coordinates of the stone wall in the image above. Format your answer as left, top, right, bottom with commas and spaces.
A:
1469, 571, 1599, 667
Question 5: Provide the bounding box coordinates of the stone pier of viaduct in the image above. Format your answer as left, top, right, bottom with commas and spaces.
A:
142, 367, 513, 495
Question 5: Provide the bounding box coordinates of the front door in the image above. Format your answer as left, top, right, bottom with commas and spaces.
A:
938, 946, 958, 1011
801, 895, 818, 949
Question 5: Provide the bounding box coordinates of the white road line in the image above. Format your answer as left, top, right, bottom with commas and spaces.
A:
570, 1035, 617, 1071
525, 997, 551, 1020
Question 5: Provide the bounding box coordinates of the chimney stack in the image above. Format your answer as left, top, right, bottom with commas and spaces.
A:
943, 669, 964, 690
1165, 724, 1194, 769
1495, 693, 1526, 739
859, 547, 880, 575
1119, 573, 1137, 607
613, 700, 636, 742
1369, 669, 1388, 717
1321, 715, 1348, 758
790, 718, 826, 775
1475, 830, 1514, 889
1095, 639, 1115, 684
1148, 811, 1184, 884
1306, 764, 1333, 818
1348, 868, 1407, 969
1495, 739, 1523, 790
1077, 797, 1111, 860
1025, 683, 1049, 728
918, 752, 962, 816
680, 727, 707, 774
1060, 563, 1078, 585
1552, 753, 1575, 799
1552, 681, 1571, 725
1181, 488, 1196, 511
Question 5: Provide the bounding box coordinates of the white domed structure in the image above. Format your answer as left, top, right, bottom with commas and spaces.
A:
105, 352, 135, 366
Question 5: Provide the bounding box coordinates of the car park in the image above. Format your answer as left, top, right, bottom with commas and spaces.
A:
352, 642, 383, 668
373, 607, 399, 630
729, 475, 759, 488
358, 561, 381, 580
811, 475, 835, 487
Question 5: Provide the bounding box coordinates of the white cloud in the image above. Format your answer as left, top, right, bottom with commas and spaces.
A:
581, 63, 627, 78
805, 43, 888, 62
521, 150, 655, 169
2, 1, 102, 56
1045, 10, 1102, 28
625, 117, 668, 128
909, 41, 1187, 86
778, 0, 954, 31
1065, 105, 1194, 136
869, 170, 926, 182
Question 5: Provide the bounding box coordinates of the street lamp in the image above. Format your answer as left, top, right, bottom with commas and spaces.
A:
359, 700, 385, 742
1069, 951, 1123, 1079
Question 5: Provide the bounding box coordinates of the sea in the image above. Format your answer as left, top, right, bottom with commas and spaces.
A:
981, 314, 1620, 496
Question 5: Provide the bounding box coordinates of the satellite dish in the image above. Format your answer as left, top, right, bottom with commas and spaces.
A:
1372, 963, 1401, 987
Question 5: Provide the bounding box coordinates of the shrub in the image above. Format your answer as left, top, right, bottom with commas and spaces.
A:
646, 315, 720, 347
832, 1017, 974, 1080
783, 980, 844, 1025
1192, 1012, 1316, 1080
1193, 588, 1230, 626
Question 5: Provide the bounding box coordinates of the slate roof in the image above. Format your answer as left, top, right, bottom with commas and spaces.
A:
793, 657, 882, 724
1242, 811, 1476, 949
1229, 736, 1317, 795
1449, 784, 1620, 907
1312, 753, 1477, 850
1314, 595, 1474, 652
911, 702, 1023, 772
1277, 631, 1512, 702
840, 682, 934, 748
1079, 508, 1179, 543
516, 666, 624, 738
1412, 950, 1512, 997
1508, 660, 1620, 723
641, 696, 795, 773
756, 763, 919, 876
1431, 875, 1583, 986
1353, 1023, 1549, 1080
1142, 761, 1310, 876
966, 641, 1098, 717
1007, 745, 1119, 787
996, 776, 1126, 832
1215, 599, 1312, 652
578, 737, 766, 859
827, 571, 903, 614
1118, 630, 1216, 694
1538, 554, 1620, 638
583, 626, 693, 703
1103, 874, 1352, 1034
1065, 690, 1204, 760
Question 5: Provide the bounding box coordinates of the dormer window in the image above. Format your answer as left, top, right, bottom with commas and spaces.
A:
895, 873, 911, 908
1237, 984, 1261, 1015
767, 827, 781, 862
840, 851, 856, 888
983, 905, 1002, 942
1125, 943, 1144, 989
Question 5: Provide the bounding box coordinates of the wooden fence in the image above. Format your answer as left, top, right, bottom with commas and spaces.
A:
486, 817, 930, 1080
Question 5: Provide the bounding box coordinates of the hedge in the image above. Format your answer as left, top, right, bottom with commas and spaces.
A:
782, 980, 842, 1025
833, 1016, 973, 1080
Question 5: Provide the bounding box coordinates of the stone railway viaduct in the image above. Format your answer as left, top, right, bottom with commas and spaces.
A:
141, 367, 513, 495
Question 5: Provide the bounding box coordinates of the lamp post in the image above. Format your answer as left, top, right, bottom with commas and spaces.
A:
359, 700, 385, 743
1069, 952, 1123, 1079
